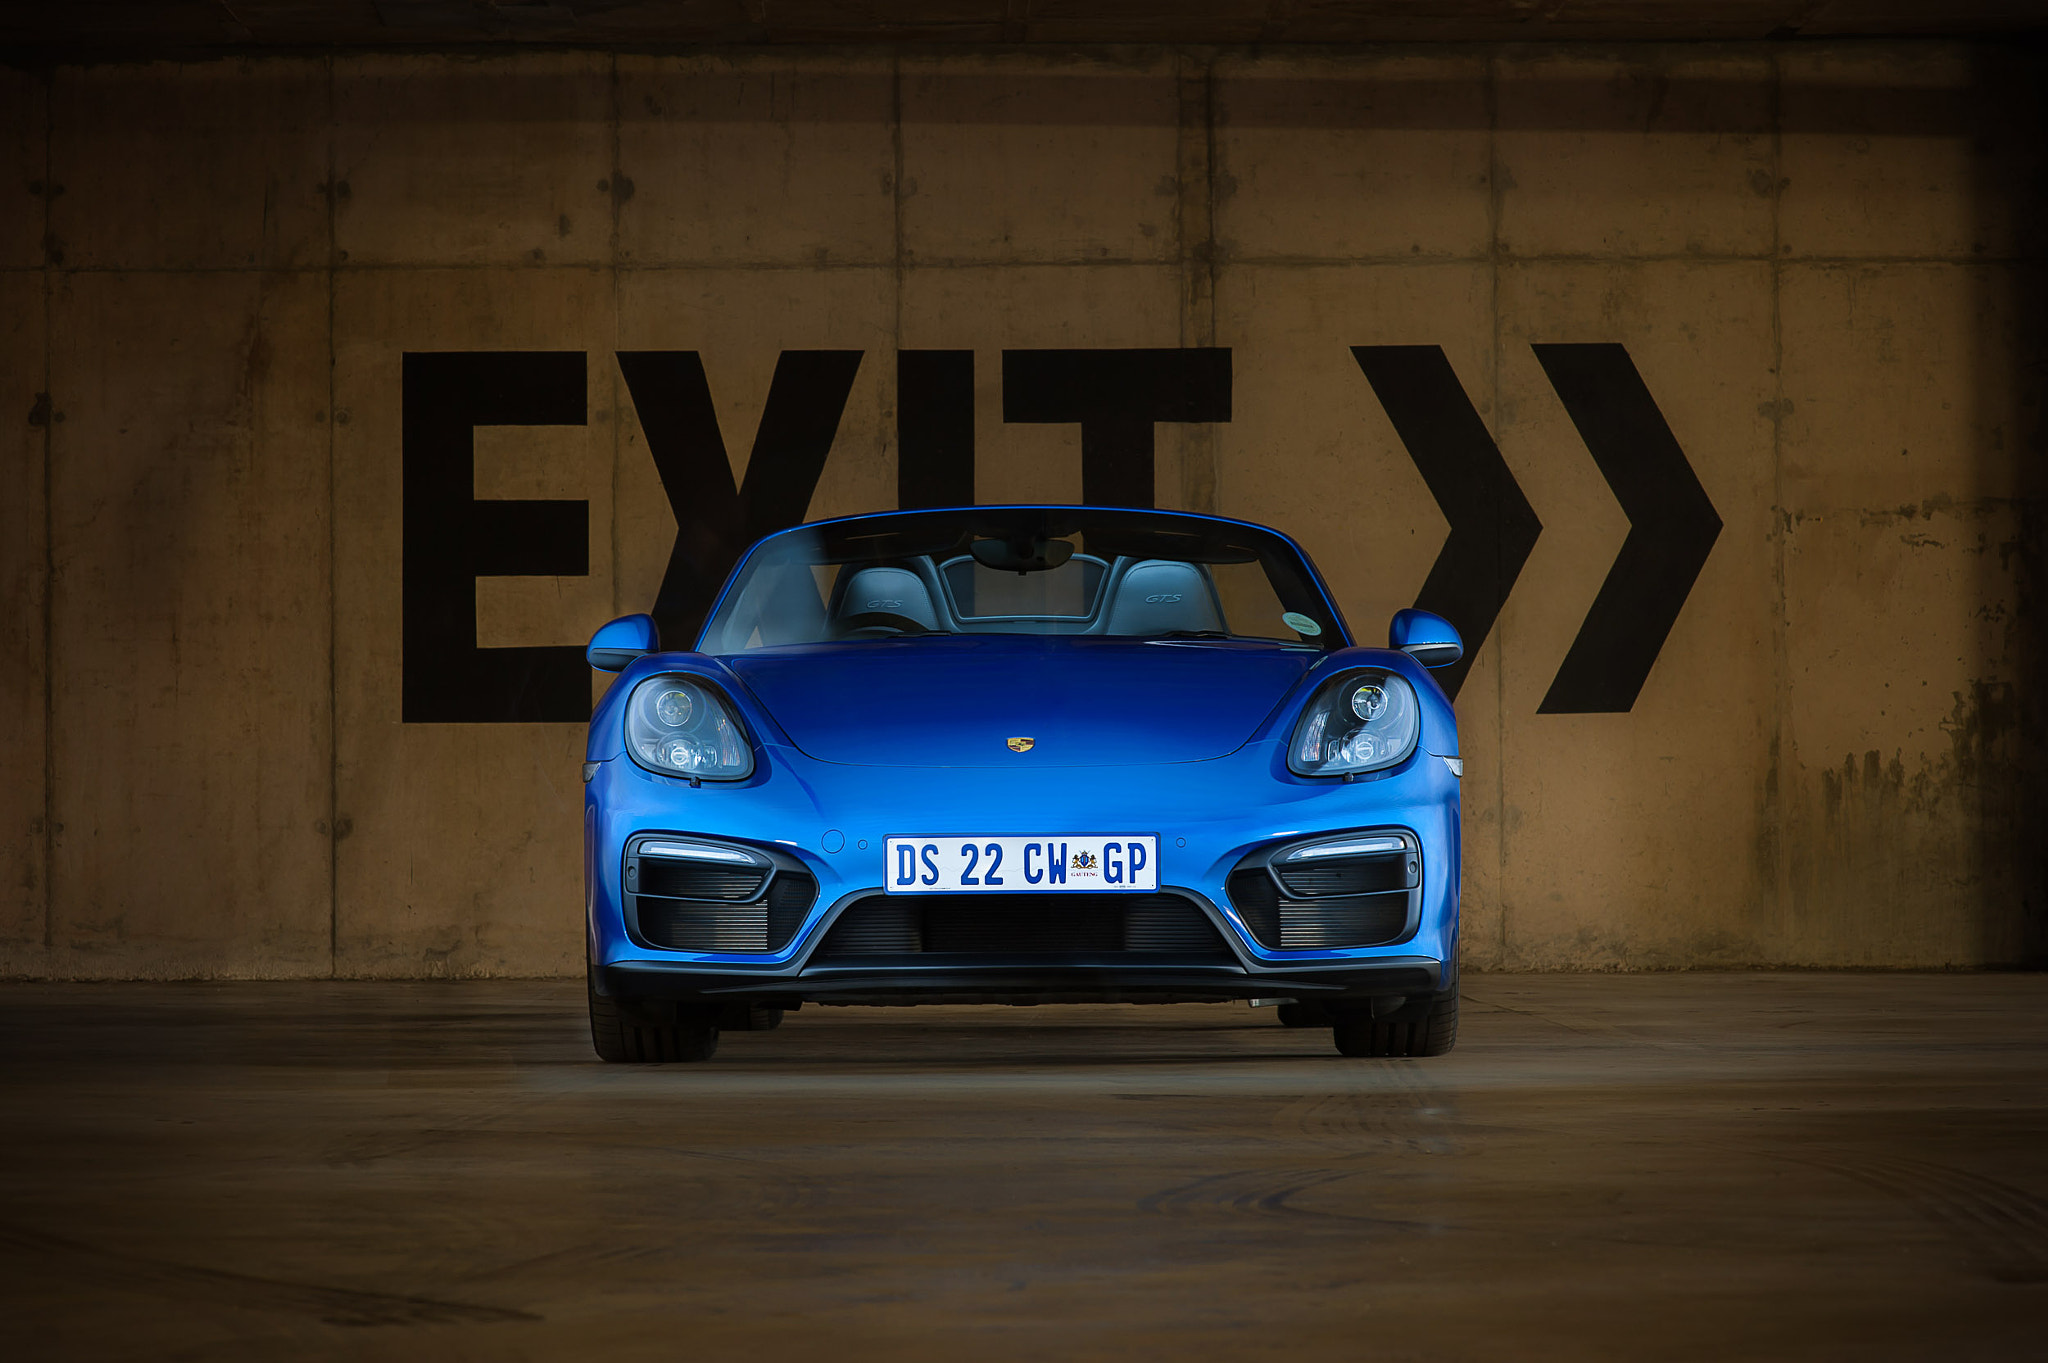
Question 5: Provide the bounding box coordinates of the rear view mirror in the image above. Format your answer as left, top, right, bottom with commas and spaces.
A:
1389, 608, 1463, 668
970, 535, 1075, 574
587, 614, 660, 672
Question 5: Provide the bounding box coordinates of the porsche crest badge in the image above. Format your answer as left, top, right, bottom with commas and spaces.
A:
1006, 736, 1035, 753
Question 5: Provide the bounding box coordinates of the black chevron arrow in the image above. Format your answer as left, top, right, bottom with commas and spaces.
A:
1352, 346, 1543, 701
1532, 344, 1722, 714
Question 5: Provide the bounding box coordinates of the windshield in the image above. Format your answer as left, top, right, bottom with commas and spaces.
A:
699, 508, 1345, 654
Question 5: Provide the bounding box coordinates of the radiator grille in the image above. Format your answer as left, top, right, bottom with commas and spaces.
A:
630, 862, 817, 954
1227, 868, 1409, 950
637, 898, 769, 952
634, 860, 767, 902
816, 893, 1232, 962
766, 873, 818, 950
1274, 852, 1415, 899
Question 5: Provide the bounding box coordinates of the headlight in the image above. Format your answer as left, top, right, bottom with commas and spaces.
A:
1289, 669, 1420, 777
625, 676, 754, 780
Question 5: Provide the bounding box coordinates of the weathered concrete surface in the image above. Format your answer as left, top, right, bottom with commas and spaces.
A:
1487, 260, 1781, 965
331, 266, 614, 980
1, 63, 46, 271
12, 1, 2048, 48
1, 975, 2043, 1358
45, 269, 334, 978
50, 59, 330, 272
0, 46, 2041, 978
335, 53, 614, 270
1, 66, 47, 970
0, 270, 45, 961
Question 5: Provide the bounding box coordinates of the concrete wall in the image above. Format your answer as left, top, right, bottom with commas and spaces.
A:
3, 45, 2042, 978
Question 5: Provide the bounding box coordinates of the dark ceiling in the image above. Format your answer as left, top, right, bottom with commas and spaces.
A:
5, 0, 2048, 51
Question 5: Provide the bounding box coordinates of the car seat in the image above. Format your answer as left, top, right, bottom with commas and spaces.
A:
833, 566, 941, 631
1103, 560, 1224, 636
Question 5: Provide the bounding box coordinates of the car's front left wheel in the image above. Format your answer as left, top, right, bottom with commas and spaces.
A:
1330, 988, 1458, 1058
588, 966, 719, 1063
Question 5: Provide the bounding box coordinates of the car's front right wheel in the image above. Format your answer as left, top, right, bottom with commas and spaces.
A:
1331, 988, 1458, 1058
588, 965, 719, 1063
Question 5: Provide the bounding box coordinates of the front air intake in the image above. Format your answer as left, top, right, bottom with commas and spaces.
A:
626, 838, 817, 953
815, 893, 1233, 962
636, 860, 767, 902
1227, 837, 1417, 950
1274, 853, 1413, 899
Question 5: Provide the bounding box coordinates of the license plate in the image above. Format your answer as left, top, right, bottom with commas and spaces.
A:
884, 836, 1159, 894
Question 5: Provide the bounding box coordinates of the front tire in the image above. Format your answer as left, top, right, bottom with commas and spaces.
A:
1331, 989, 1458, 1058
588, 966, 720, 1063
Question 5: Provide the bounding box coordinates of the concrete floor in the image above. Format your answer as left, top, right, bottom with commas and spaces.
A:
2, 976, 2044, 1360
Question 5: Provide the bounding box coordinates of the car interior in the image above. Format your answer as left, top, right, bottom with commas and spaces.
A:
827, 555, 1229, 639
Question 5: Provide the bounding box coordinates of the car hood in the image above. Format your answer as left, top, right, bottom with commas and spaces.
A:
725, 636, 1317, 768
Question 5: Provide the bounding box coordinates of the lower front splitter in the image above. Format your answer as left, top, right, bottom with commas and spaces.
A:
602, 956, 1444, 1008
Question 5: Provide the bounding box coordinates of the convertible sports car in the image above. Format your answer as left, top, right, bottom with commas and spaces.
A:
581, 506, 1465, 1062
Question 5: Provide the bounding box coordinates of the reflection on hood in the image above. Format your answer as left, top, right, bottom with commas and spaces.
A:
726, 635, 1315, 768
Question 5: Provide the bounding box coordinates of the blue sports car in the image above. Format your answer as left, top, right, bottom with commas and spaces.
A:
581, 506, 1465, 1062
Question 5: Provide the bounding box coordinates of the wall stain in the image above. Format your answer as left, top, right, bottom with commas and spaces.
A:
1794, 681, 2029, 965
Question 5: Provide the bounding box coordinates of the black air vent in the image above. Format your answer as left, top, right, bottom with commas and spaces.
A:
823, 898, 921, 954
1228, 856, 1412, 951
1274, 852, 1416, 899
1124, 897, 1231, 952
636, 899, 769, 952
1228, 869, 1282, 946
626, 841, 816, 954
816, 893, 1232, 962
766, 872, 818, 950
635, 859, 767, 902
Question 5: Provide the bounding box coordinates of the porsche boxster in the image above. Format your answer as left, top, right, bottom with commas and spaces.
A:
581, 506, 1464, 1061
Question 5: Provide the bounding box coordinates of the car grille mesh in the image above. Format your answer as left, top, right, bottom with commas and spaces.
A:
1228, 852, 1412, 951
766, 873, 817, 951
634, 861, 767, 902
1274, 853, 1415, 899
636, 899, 770, 952
816, 893, 1232, 961
632, 863, 817, 953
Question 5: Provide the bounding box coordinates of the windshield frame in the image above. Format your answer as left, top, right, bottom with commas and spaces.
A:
695, 505, 1353, 654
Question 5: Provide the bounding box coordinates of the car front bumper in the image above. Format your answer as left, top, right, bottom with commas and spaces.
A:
586, 736, 1461, 1007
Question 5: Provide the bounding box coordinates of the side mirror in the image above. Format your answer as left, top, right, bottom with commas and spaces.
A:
1389, 608, 1463, 669
587, 614, 660, 672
